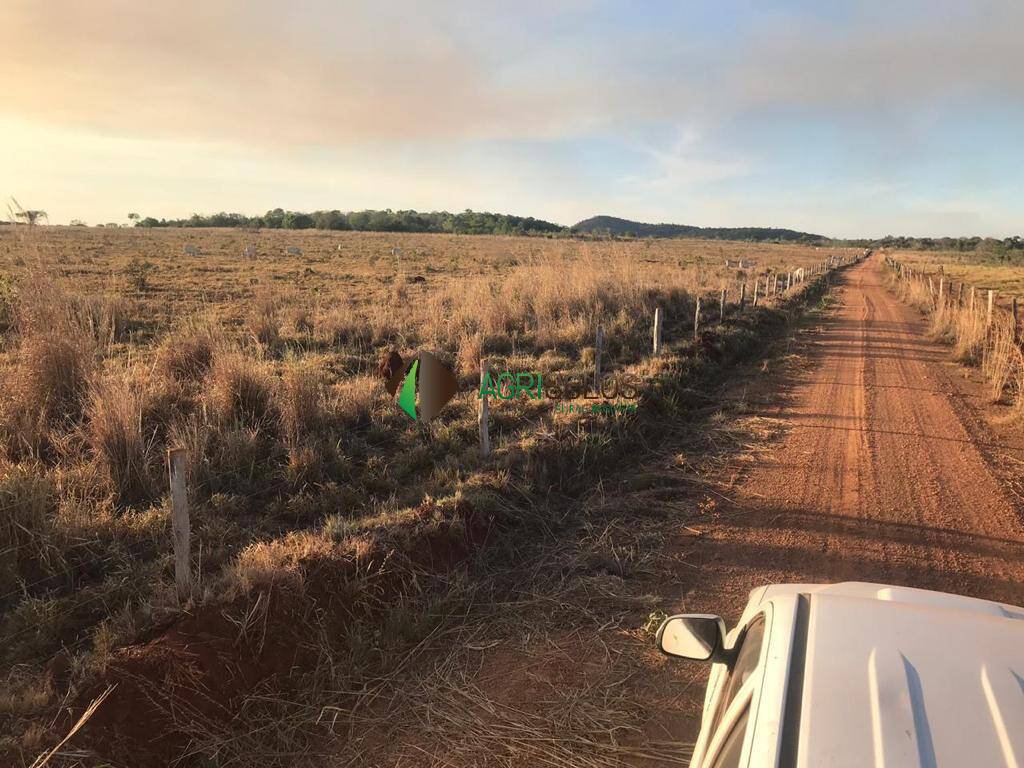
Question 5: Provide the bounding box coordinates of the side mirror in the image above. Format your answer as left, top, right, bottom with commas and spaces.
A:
656, 614, 726, 661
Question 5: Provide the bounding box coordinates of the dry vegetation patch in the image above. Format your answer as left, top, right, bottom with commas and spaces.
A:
0, 226, 850, 765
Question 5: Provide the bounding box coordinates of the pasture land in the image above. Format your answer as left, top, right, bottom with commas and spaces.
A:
0, 226, 849, 764
884, 247, 1024, 299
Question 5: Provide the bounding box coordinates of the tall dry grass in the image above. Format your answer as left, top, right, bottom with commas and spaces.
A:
85, 371, 153, 506
0, 462, 55, 586
890, 266, 1024, 410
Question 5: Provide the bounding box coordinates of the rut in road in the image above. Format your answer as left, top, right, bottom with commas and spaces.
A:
690, 255, 1024, 618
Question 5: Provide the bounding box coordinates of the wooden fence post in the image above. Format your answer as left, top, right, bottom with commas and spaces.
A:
594, 325, 604, 390
167, 448, 191, 604
938, 277, 944, 307
970, 286, 976, 313
752, 279, 759, 307
694, 298, 701, 340
720, 288, 726, 321
479, 360, 490, 457
987, 290, 995, 327
652, 307, 664, 355
739, 282, 747, 309
1012, 297, 1020, 344
957, 283, 964, 306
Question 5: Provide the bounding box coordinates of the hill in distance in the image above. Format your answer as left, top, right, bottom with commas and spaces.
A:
572, 215, 827, 244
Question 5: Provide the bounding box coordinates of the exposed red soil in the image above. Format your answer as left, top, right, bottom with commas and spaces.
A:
70, 498, 492, 766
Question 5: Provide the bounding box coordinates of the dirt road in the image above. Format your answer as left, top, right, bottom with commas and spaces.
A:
337, 257, 1024, 765
690, 255, 1024, 614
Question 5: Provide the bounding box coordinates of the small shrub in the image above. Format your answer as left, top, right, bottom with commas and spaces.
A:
0, 274, 16, 332
2, 332, 95, 457
315, 303, 373, 348
456, 332, 483, 382
65, 293, 128, 347
279, 361, 325, 441
156, 326, 215, 383
330, 375, 383, 426
247, 290, 282, 349
223, 530, 330, 596
124, 256, 154, 292
86, 372, 153, 506
284, 303, 314, 336
0, 462, 55, 585
207, 352, 278, 431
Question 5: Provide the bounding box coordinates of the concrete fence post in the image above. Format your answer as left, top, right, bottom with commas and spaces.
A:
479, 360, 490, 457
167, 448, 192, 604
1013, 297, 1020, 344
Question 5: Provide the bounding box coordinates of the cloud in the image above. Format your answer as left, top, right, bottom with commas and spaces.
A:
725, 2, 1024, 114
0, 1, 609, 145
636, 126, 752, 188
5, 1, 1022, 148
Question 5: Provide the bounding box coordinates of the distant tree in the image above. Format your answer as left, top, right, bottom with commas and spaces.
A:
264, 208, 286, 229
6, 198, 48, 227
283, 212, 314, 229
69, 219, 87, 227
127, 212, 141, 226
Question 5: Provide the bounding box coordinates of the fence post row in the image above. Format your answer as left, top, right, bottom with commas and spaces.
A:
167, 448, 191, 604
888, 258, 1022, 349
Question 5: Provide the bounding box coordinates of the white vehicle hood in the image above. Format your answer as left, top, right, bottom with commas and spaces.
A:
790, 585, 1024, 768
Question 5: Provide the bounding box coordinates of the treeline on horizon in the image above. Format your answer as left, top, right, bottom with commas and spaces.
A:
134, 208, 565, 236
839, 234, 1024, 262
841, 234, 1024, 255
48, 208, 1022, 255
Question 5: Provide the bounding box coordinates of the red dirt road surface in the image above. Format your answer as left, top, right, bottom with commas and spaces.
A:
690, 256, 1024, 615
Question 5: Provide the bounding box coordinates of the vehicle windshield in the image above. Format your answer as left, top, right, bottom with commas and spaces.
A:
710, 614, 765, 737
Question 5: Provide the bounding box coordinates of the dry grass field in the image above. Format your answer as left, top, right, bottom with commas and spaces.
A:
884, 248, 1024, 299
0, 226, 849, 765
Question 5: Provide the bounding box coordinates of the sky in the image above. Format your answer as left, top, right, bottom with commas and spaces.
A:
2, 0, 1022, 238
